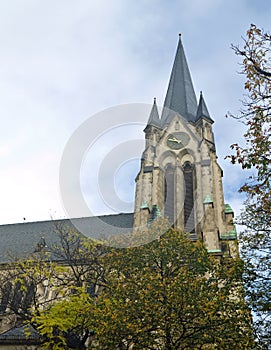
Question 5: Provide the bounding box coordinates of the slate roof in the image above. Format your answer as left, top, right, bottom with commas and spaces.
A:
145, 97, 161, 129
0, 213, 134, 263
196, 91, 213, 123
161, 34, 198, 125
0, 325, 41, 344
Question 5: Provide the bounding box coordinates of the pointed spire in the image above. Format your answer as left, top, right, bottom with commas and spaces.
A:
196, 91, 213, 122
161, 34, 197, 125
146, 97, 161, 128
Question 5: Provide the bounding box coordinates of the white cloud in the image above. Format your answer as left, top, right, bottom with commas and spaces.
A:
0, 0, 270, 224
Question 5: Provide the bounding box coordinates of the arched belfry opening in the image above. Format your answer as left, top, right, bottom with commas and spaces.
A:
163, 161, 195, 232
164, 163, 175, 225
183, 162, 195, 233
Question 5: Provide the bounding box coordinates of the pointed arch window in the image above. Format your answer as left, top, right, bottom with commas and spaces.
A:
183, 162, 195, 233
164, 164, 175, 225
0, 282, 11, 313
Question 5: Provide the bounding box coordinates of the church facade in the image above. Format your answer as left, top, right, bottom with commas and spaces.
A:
133, 34, 237, 257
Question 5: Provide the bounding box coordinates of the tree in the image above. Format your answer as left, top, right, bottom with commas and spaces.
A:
0, 251, 61, 324
230, 24, 271, 211
95, 228, 253, 350
230, 24, 271, 349
34, 291, 95, 350
0, 222, 107, 349
33, 224, 254, 349
238, 202, 270, 349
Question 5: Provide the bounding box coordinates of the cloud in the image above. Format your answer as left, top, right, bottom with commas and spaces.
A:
1, 0, 271, 224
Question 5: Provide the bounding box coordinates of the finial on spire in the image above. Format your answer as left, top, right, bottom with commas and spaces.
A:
144, 96, 161, 130
179, 32, 182, 37
196, 90, 213, 122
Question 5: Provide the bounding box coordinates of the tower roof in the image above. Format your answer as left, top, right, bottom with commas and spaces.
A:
161, 34, 198, 125
145, 97, 161, 129
196, 91, 213, 123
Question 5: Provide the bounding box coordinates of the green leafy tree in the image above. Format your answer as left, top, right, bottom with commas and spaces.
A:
34, 291, 95, 350
34, 224, 254, 349
0, 223, 106, 349
0, 251, 61, 323
230, 24, 271, 349
230, 24, 271, 210
95, 228, 253, 350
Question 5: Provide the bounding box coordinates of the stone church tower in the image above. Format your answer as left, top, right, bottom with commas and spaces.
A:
133, 34, 237, 256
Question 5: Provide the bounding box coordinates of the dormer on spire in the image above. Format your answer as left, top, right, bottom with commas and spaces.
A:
144, 97, 161, 131
161, 34, 197, 125
196, 91, 214, 123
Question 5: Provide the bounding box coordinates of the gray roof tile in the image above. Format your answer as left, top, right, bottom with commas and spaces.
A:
196, 91, 213, 122
0, 213, 134, 263
145, 97, 161, 129
0, 325, 41, 343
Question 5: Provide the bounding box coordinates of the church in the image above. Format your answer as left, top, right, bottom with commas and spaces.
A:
133, 34, 237, 256
0, 34, 237, 347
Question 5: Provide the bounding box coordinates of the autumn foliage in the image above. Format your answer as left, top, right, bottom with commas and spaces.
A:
22, 224, 254, 350
230, 24, 271, 349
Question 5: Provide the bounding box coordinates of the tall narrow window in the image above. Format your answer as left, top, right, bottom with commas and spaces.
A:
0, 282, 11, 313
164, 164, 175, 225
183, 163, 195, 233
23, 282, 35, 311
11, 281, 24, 313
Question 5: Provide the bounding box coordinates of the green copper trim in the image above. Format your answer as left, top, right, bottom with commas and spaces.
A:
152, 204, 161, 218
140, 201, 149, 209
203, 195, 213, 204
220, 226, 237, 240
224, 203, 234, 214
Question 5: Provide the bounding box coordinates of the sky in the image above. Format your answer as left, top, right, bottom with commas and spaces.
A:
1, 0, 270, 225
